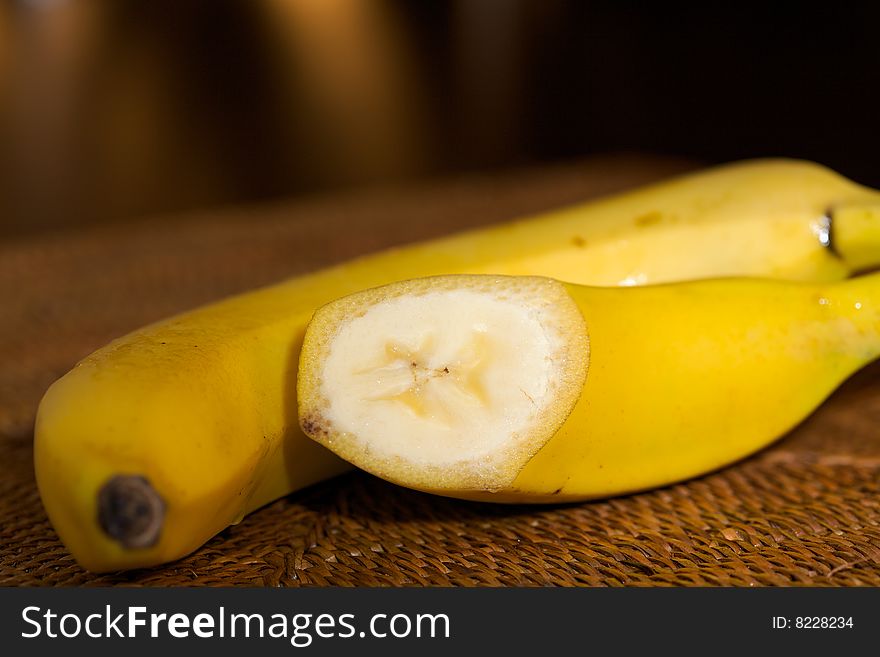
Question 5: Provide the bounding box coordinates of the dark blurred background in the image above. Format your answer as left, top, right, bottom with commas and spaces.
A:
1, 0, 879, 237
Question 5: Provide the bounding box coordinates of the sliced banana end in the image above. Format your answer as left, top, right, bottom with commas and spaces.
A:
298, 275, 589, 493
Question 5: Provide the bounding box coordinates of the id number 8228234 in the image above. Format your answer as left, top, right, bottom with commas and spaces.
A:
772, 617, 854, 629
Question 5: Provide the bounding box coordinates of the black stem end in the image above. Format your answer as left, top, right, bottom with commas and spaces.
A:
97, 475, 165, 549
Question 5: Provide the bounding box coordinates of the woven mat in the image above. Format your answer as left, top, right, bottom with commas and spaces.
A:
3, 154, 880, 587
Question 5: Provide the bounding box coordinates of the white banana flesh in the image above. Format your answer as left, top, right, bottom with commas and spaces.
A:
299, 276, 588, 491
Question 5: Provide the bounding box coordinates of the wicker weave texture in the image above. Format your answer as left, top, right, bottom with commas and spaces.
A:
2, 155, 879, 587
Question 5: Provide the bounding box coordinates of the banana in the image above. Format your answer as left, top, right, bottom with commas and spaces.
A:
298, 271, 880, 501
34, 159, 880, 571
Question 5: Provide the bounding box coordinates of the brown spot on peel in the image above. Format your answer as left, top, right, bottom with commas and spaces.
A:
301, 415, 330, 439
634, 211, 663, 227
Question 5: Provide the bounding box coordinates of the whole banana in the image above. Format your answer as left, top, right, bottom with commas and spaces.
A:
35, 159, 880, 571
298, 271, 880, 501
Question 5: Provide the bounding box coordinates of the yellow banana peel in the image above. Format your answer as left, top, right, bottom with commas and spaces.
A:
34, 159, 880, 571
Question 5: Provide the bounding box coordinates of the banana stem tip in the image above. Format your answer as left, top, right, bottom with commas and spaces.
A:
97, 475, 165, 549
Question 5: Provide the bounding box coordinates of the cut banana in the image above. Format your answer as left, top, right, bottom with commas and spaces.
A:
33, 159, 880, 571
299, 272, 880, 502
299, 276, 588, 491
